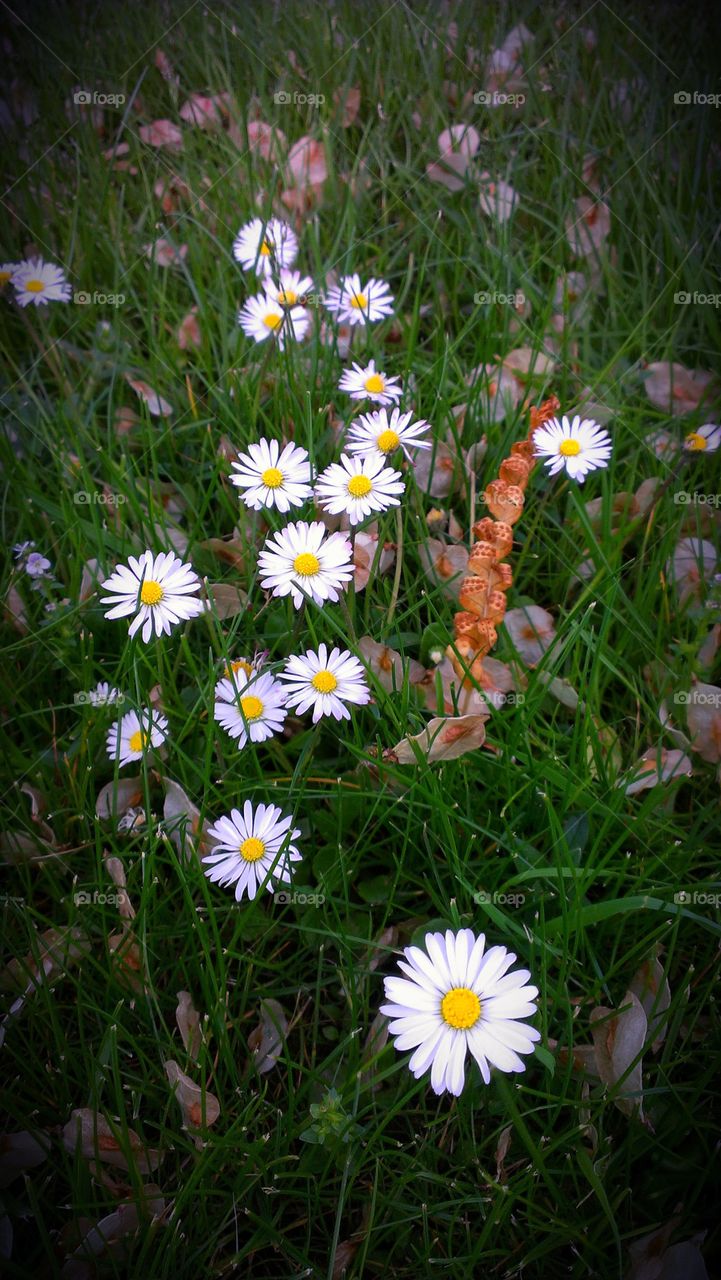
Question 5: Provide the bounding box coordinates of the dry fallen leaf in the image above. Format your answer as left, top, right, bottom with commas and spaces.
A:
386, 713, 488, 764
358, 637, 425, 693
163, 780, 215, 861
205, 583, 249, 620
589, 991, 647, 1120
0, 1131, 50, 1188
248, 998, 288, 1074
164, 1061, 220, 1132
96, 777, 144, 823
125, 377, 172, 417
62, 1108, 162, 1174
621, 748, 693, 795
176, 991, 202, 1062
138, 119, 183, 151
629, 950, 672, 1054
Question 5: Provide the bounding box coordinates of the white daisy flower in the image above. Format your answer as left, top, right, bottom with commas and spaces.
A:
202, 801, 302, 902
238, 292, 309, 348
533, 414, 612, 483
214, 670, 288, 749
324, 273, 394, 327
106, 707, 169, 768
279, 644, 371, 722
345, 407, 431, 461
0, 262, 19, 286
232, 217, 298, 276
685, 423, 721, 454
380, 928, 541, 1097
258, 520, 354, 610
314, 453, 404, 526
100, 550, 205, 643
338, 360, 402, 406
230, 438, 312, 513
12, 257, 72, 307
263, 269, 315, 308
88, 681, 124, 707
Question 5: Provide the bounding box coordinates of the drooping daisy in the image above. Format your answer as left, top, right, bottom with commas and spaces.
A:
345, 407, 431, 461
258, 520, 353, 610
314, 453, 404, 526
230, 438, 312, 513
533, 414, 612, 482
238, 292, 309, 348
232, 217, 298, 276
221, 654, 263, 683
214, 670, 288, 749
12, 257, 72, 307
100, 550, 205, 643
324, 273, 394, 327
106, 707, 168, 767
279, 644, 371, 722
338, 360, 402, 406
685, 423, 721, 454
88, 681, 124, 707
380, 929, 541, 1097
202, 801, 302, 902
0, 262, 19, 286
263, 269, 315, 308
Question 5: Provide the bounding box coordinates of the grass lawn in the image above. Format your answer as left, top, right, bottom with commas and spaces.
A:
2, 1, 721, 1276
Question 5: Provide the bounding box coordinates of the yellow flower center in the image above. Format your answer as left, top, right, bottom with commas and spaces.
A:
293, 552, 320, 577
364, 373, 385, 394
140, 579, 164, 606
311, 670, 338, 694
350, 292, 368, 310
239, 694, 264, 721
441, 987, 481, 1030
226, 658, 254, 678
348, 474, 373, 497
240, 836, 265, 862
0, 271, 12, 284
25, 279, 45, 293
686, 432, 708, 451
559, 438, 581, 457
261, 466, 284, 488
259, 241, 271, 256
263, 312, 283, 330
277, 290, 297, 306
128, 730, 148, 753
376, 428, 400, 453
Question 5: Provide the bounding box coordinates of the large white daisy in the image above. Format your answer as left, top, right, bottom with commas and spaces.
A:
314, 452, 404, 526
533, 414, 612, 482
338, 360, 402, 406
324, 273, 394, 326
106, 707, 168, 767
238, 292, 309, 348
380, 928, 541, 1097
100, 550, 205, 643
12, 257, 72, 307
279, 644, 371, 722
257, 520, 354, 610
345, 407, 431, 461
230, 438, 312, 513
685, 423, 721, 454
232, 217, 298, 275
263, 269, 315, 308
214, 670, 288, 749
202, 801, 302, 902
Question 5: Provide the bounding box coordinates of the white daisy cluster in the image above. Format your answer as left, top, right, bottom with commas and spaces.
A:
1, 257, 72, 307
